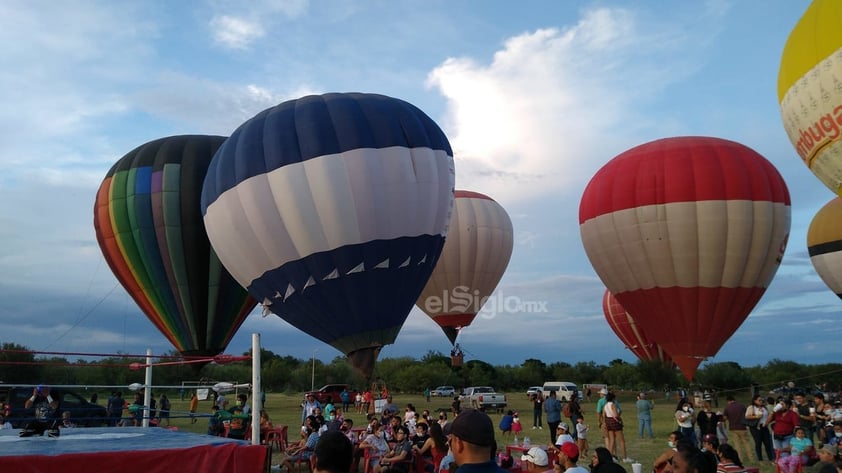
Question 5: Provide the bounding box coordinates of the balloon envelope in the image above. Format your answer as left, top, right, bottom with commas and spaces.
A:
602, 289, 671, 364
93, 135, 257, 357
415, 190, 514, 344
579, 136, 791, 380
807, 197, 842, 298
778, 0, 842, 195
201, 93, 454, 378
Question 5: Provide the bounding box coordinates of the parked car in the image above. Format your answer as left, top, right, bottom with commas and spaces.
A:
526, 386, 542, 398
459, 386, 507, 412
542, 381, 579, 401
1, 386, 108, 427
305, 384, 357, 405
432, 386, 456, 397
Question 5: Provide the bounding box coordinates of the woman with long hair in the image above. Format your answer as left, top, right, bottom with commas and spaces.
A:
675, 398, 697, 447
603, 392, 631, 462
716, 444, 745, 473
744, 395, 774, 461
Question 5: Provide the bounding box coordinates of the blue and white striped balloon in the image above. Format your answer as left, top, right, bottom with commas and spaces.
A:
201, 93, 454, 377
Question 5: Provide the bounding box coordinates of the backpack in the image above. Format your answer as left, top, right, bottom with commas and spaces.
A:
562, 402, 571, 417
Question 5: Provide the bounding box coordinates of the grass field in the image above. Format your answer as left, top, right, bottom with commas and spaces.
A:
125, 389, 779, 473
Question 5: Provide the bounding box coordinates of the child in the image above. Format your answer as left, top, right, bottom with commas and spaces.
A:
511, 411, 523, 440
500, 410, 514, 437
576, 416, 589, 458
777, 426, 813, 473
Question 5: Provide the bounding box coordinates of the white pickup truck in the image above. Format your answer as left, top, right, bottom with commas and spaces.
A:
459, 386, 507, 412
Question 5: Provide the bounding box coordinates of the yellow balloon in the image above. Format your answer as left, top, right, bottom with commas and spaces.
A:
778, 0, 842, 195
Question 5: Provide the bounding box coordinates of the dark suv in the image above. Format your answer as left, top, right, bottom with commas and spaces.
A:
2, 387, 108, 427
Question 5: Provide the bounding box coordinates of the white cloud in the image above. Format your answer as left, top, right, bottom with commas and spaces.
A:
427, 7, 698, 204
210, 15, 266, 49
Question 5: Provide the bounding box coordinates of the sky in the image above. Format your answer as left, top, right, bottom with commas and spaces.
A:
1, 0, 838, 373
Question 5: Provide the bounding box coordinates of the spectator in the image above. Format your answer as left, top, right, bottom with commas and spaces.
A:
302, 394, 322, 423
260, 409, 274, 443
770, 398, 799, 451
521, 446, 552, 473
654, 431, 682, 473
281, 422, 320, 472
355, 392, 363, 414
376, 426, 413, 473
533, 391, 544, 430
500, 410, 514, 438
794, 392, 817, 443
701, 434, 719, 454
566, 394, 583, 440
107, 391, 123, 427
207, 405, 225, 436
360, 419, 389, 473
715, 443, 744, 473
313, 430, 354, 473
805, 445, 836, 473
675, 398, 697, 448
383, 396, 399, 417
597, 388, 609, 449
744, 395, 775, 461
576, 417, 590, 459
341, 418, 363, 472
545, 391, 562, 443
341, 388, 351, 412
603, 392, 631, 462
697, 402, 721, 443
721, 396, 749, 463
414, 422, 448, 470
670, 441, 718, 473
449, 409, 507, 473
591, 447, 627, 473
128, 393, 144, 426
452, 396, 462, 416
227, 406, 250, 440
554, 442, 588, 473
188, 392, 199, 424
777, 426, 814, 473
159, 393, 171, 426
0, 414, 12, 430
413, 421, 431, 454
636, 393, 654, 440
20, 385, 59, 437
59, 411, 76, 429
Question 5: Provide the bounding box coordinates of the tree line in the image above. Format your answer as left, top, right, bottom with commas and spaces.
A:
2, 342, 841, 396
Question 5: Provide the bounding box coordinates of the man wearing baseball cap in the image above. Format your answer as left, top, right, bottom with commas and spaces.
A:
806, 445, 837, 473
522, 447, 553, 473
449, 409, 507, 473
555, 442, 587, 473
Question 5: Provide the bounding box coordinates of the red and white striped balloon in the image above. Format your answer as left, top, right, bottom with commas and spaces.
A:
579, 136, 790, 380
602, 289, 671, 364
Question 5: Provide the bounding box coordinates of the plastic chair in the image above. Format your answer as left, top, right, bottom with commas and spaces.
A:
364, 449, 380, 473
266, 427, 286, 452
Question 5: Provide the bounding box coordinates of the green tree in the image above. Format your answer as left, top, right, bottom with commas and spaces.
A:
695, 362, 748, 390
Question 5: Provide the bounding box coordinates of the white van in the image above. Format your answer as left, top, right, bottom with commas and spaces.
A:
542, 381, 578, 401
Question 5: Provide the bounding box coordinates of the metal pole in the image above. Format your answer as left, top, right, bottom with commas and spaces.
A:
311, 349, 317, 391
143, 348, 152, 428
251, 333, 261, 445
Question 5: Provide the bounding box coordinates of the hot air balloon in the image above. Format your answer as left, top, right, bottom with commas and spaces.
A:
415, 190, 514, 345
201, 93, 454, 379
602, 289, 671, 364
579, 136, 791, 380
807, 197, 842, 297
94, 135, 257, 358
778, 0, 842, 196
